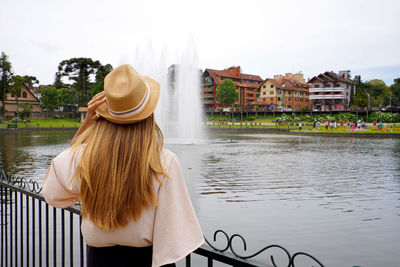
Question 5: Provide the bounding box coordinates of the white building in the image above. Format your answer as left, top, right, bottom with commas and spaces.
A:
308, 71, 354, 111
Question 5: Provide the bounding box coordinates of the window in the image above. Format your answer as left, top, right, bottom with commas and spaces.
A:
263, 92, 266, 96
263, 85, 266, 88
270, 97, 273, 101
314, 84, 320, 88
22, 92, 27, 98
270, 84, 274, 88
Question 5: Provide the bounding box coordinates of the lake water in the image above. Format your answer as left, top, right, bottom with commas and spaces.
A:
1, 129, 399, 267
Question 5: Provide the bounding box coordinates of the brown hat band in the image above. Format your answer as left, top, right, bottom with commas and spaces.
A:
106, 81, 151, 118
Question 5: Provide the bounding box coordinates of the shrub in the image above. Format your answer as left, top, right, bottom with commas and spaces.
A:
11, 117, 21, 123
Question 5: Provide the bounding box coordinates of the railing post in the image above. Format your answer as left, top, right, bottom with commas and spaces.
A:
10, 188, 12, 266
39, 198, 42, 267
70, 212, 74, 267
32, 196, 36, 266
185, 254, 191, 267
1, 185, 4, 267
20, 191, 24, 266
61, 209, 65, 267
5, 186, 9, 266
26, 193, 30, 267
14, 190, 17, 266
46, 203, 49, 267
53, 207, 57, 266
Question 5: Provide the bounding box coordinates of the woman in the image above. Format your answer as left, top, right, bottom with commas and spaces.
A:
42, 64, 204, 267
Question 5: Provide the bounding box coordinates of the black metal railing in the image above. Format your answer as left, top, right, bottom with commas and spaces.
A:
1, 171, 324, 267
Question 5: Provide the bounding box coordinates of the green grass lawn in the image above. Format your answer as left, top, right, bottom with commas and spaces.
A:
0, 119, 81, 128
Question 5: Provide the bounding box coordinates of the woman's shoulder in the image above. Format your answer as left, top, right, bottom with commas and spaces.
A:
53, 145, 85, 165
160, 148, 179, 167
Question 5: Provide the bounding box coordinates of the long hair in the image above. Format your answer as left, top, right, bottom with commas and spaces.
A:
72, 114, 166, 231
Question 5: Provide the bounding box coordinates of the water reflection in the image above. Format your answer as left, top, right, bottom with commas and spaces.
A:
0, 130, 75, 181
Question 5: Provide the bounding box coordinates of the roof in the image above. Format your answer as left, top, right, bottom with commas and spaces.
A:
204, 67, 263, 88
258, 77, 309, 92
309, 71, 353, 84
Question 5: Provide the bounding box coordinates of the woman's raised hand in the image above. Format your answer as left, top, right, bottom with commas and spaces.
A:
86, 91, 106, 125
70, 91, 106, 145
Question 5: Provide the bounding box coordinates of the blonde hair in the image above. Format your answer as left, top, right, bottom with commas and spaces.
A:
72, 114, 166, 231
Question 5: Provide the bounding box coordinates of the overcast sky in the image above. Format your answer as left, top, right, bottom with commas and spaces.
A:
1, 0, 399, 85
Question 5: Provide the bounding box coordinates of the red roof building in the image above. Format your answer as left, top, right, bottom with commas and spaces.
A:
202, 66, 263, 110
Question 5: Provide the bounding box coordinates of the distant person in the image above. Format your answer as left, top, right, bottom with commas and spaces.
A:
351, 122, 355, 131
330, 121, 333, 130
325, 121, 329, 130
313, 121, 316, 130
299, 122, 302, 130
317, 121, 321, 130
42, 64, 204, 267
334, 121, 337, 129
379, 122, 383, 130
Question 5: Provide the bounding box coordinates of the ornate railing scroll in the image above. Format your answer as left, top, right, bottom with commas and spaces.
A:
204, 229, 324, 267
0, 170, 42, 194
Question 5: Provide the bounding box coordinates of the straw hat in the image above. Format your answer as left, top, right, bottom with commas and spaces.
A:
95, 64, 160, 124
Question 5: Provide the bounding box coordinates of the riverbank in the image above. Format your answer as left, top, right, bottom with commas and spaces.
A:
0, 119, 81, 130
207, 125, 400, 138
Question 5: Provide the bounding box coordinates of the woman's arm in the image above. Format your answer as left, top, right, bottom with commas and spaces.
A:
71, 91, 106, 146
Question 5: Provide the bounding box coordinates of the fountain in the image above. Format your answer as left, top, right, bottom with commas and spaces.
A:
131, 39, 207, 143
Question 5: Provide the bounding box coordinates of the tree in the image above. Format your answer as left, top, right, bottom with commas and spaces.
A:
54, 72, 66, 89
23, 75, 39, 87
351, 88, 368, 108
390, 78, 400, 107
216, 79, 238, 107
18, 103, 33, 121
9, 75, 26, 116
0, 52, 13, 117
91, 64, 112, 98
39, 86, 58, 111
92, 82, 104, 97
366, 79, 389, 107
58, 88, 77, 111
95, 64, 113, 83
56, 58, 101, 106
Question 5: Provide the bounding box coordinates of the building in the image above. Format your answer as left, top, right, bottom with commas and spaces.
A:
255, 73, 310, 111
308, 71, 354, 111
2, 82, 42, 118
202, 66, 263, 111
